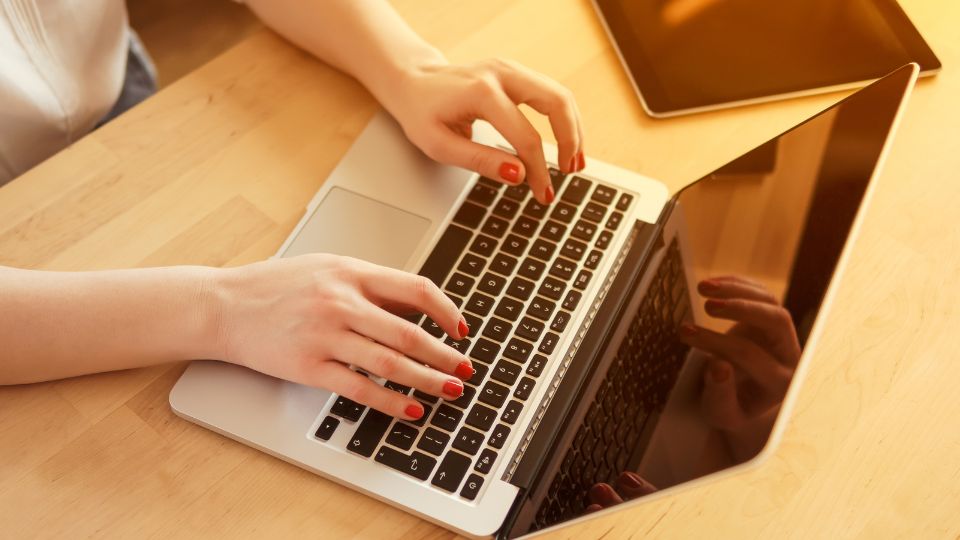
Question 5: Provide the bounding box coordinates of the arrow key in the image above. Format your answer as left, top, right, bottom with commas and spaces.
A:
432, 451, 471, 492
375, 446, 436, 481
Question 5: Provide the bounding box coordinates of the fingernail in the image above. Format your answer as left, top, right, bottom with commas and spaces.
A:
577, 151, 585, 171
443, 380, 464, 398
499, 162, 520, 184
545, 184, 555, 204
458, 319, 469, 339
568, 155, 577, 173
698, 279, 719, 293
704, 299, 725, 314
454, 361, 474, 380
680, 323, 697, 337
405, 403, 424, 419
621, 472, 642, 489
711, 364, 730, 383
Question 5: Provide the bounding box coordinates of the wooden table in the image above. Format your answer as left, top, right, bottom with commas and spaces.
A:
2, 1, 959, 537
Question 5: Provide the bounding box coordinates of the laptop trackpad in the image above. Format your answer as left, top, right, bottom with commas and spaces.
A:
283, 187, 431, 270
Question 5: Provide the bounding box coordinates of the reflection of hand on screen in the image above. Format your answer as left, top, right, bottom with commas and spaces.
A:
585, 472, 658, 514
680, 276, 801, 461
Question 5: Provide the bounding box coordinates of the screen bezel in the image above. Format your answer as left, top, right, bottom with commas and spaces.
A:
593, 0, 940, 117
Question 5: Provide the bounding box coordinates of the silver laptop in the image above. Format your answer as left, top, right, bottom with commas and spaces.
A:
170, 65, 917, 538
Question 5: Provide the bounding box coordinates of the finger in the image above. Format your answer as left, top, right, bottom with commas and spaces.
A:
588, 483, 623, 508
704, 298, 801, 365
697, 277, 778, 305
308, 362, 426, 421
584, 504, 603, 514
700, 359, 747, 431
680, 323, 792, 392
492, 61, 583, 175
356, 262, 468, 341
332, 332, 467, 401
349, 302, 474, 380
615, 472, 658, 499
417, 124, 529, 187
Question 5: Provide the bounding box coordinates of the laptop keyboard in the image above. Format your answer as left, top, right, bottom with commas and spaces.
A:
315, 168, 636, 501
533, 239, 691, 529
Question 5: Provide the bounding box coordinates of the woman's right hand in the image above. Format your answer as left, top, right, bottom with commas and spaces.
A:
208, 254, 474, 421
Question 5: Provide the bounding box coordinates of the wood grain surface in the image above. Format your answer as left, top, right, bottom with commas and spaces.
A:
1, 1, 959, 538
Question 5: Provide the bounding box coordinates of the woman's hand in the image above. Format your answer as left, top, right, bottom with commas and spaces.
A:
381, 58, 585, 204
585, 473, 658, 514
211, 254, 474, 421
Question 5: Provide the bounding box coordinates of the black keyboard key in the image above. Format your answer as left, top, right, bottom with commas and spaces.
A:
488, 424, 511, 449
591, 184, 617, 205
450, 383, 477, 409
402, 312, 423, 325
386, 422, 419, 450
516, 317, 545, 342
421, 317, 444, 338
489, 253, 518, 276
475, 448, 498, 474
529, 238, 557, 261
464, 313, 483, 338
514, 377, 536, 400
503, 183, 529, 201
446, 272, 474, 297
491, 359, 522, 385
616, 192, 634, 211
477, 272, 507, 296
482, 317, 513, 343
331, 396, 365, 422
453, 202, 486, 228
443, 336, 471, 355
375, 447, 437, 481
561, 176, 592, 204
584, 250, 602, 270
414, 390, 438, 404
467, 362, 489, 385
582, 202, 606, 223
561, 238, 587, 261
548, 258, 576, 280
550, 310, 571, 333
314, 416, 340, 441
540, 220, 566, 242
527, 296, 556, 321
469, 234, 497, 257
481, 215, 510, 238
346, 409, 392, 457
410, 403, 433, 427
549, 167, 567, 191
526, 356, 547, 377
506, 277, 536, 301
478, 176, 502, 190
573, 269, 592, 290
550, 203, 577, 224
538, 277, 565, 300
433, 451, 472, 492
453, 427, 485, 455
562, 290, 582, 311
470, 338, 500, 364
596, 230, 613, 250
468, 182, 499, 206
512, 215, 539, 238
461, 474, 484, 500
432, 404, 463, 431
419, 224, 472, 287
538, 332, 559, 355
571, 220, 597, 242
494, 296, 524, 322
417, 427, 451, 455
501, 234, 529, 257
466, 292, 495, 317
523, 198, 549, 219
479, 381, 510, 408
501, 400, 523, 425
385, 380, 411, 394
458, 253, 486, 276
493, 198, 520, 219
446, 294, 464, 308
504, 337, 533, 363
466, 403, 498, 431
606, 211, 624, 230
518, 258, 546, 281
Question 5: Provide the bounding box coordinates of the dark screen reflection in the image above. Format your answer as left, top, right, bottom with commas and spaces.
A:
517, 67, 912, 535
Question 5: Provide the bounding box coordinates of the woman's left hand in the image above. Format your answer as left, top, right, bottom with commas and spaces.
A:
382, 58, 585, 204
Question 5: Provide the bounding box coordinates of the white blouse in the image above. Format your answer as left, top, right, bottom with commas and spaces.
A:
0, 0, 128, 185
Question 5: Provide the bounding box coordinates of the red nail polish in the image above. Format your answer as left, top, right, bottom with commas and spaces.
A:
568, 155, 577, 173
698, 279, 719, 293
499, 162, 520, 184
405, 403, 424, 419
704, 299, 725, 313
458, 319, 469, 339
545, 184, 555, 204
443, 380, 464, 398
680, 323, 697, 337
621, 472, 643, 489
454, 361, 474, 380
577, 152, 585, 171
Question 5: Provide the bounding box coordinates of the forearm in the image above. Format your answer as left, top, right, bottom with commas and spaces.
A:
0, 266, 221, 385
245, 0, 445, 110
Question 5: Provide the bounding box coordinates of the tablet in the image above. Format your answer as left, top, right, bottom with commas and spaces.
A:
593, 0, 940, 117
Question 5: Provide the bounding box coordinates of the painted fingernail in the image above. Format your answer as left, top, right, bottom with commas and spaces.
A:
698, 279, 719, 293
499, 162, 520, 184
405, 403, 424, 419
704, 299, 726, 314
454, 361, 474, 380
711, 364, 730, 383
545, 184, 555, 204
621, 472, 643, 489
443, 380, 464, 398
568, 155, 577, 173
577, 151, 585, 171
458, 319, 469, 339
680, 323, 697, 337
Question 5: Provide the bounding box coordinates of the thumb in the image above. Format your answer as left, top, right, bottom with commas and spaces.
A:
418, 126, 527, 186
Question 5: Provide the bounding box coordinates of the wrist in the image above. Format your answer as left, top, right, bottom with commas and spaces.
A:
189, 266, 233, 362
367, 46, 447, 115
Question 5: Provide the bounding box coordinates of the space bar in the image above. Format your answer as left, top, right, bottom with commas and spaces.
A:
418, 224, 473, 287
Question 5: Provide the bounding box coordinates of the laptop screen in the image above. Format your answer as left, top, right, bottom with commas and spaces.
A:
509, 65, 914, 537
